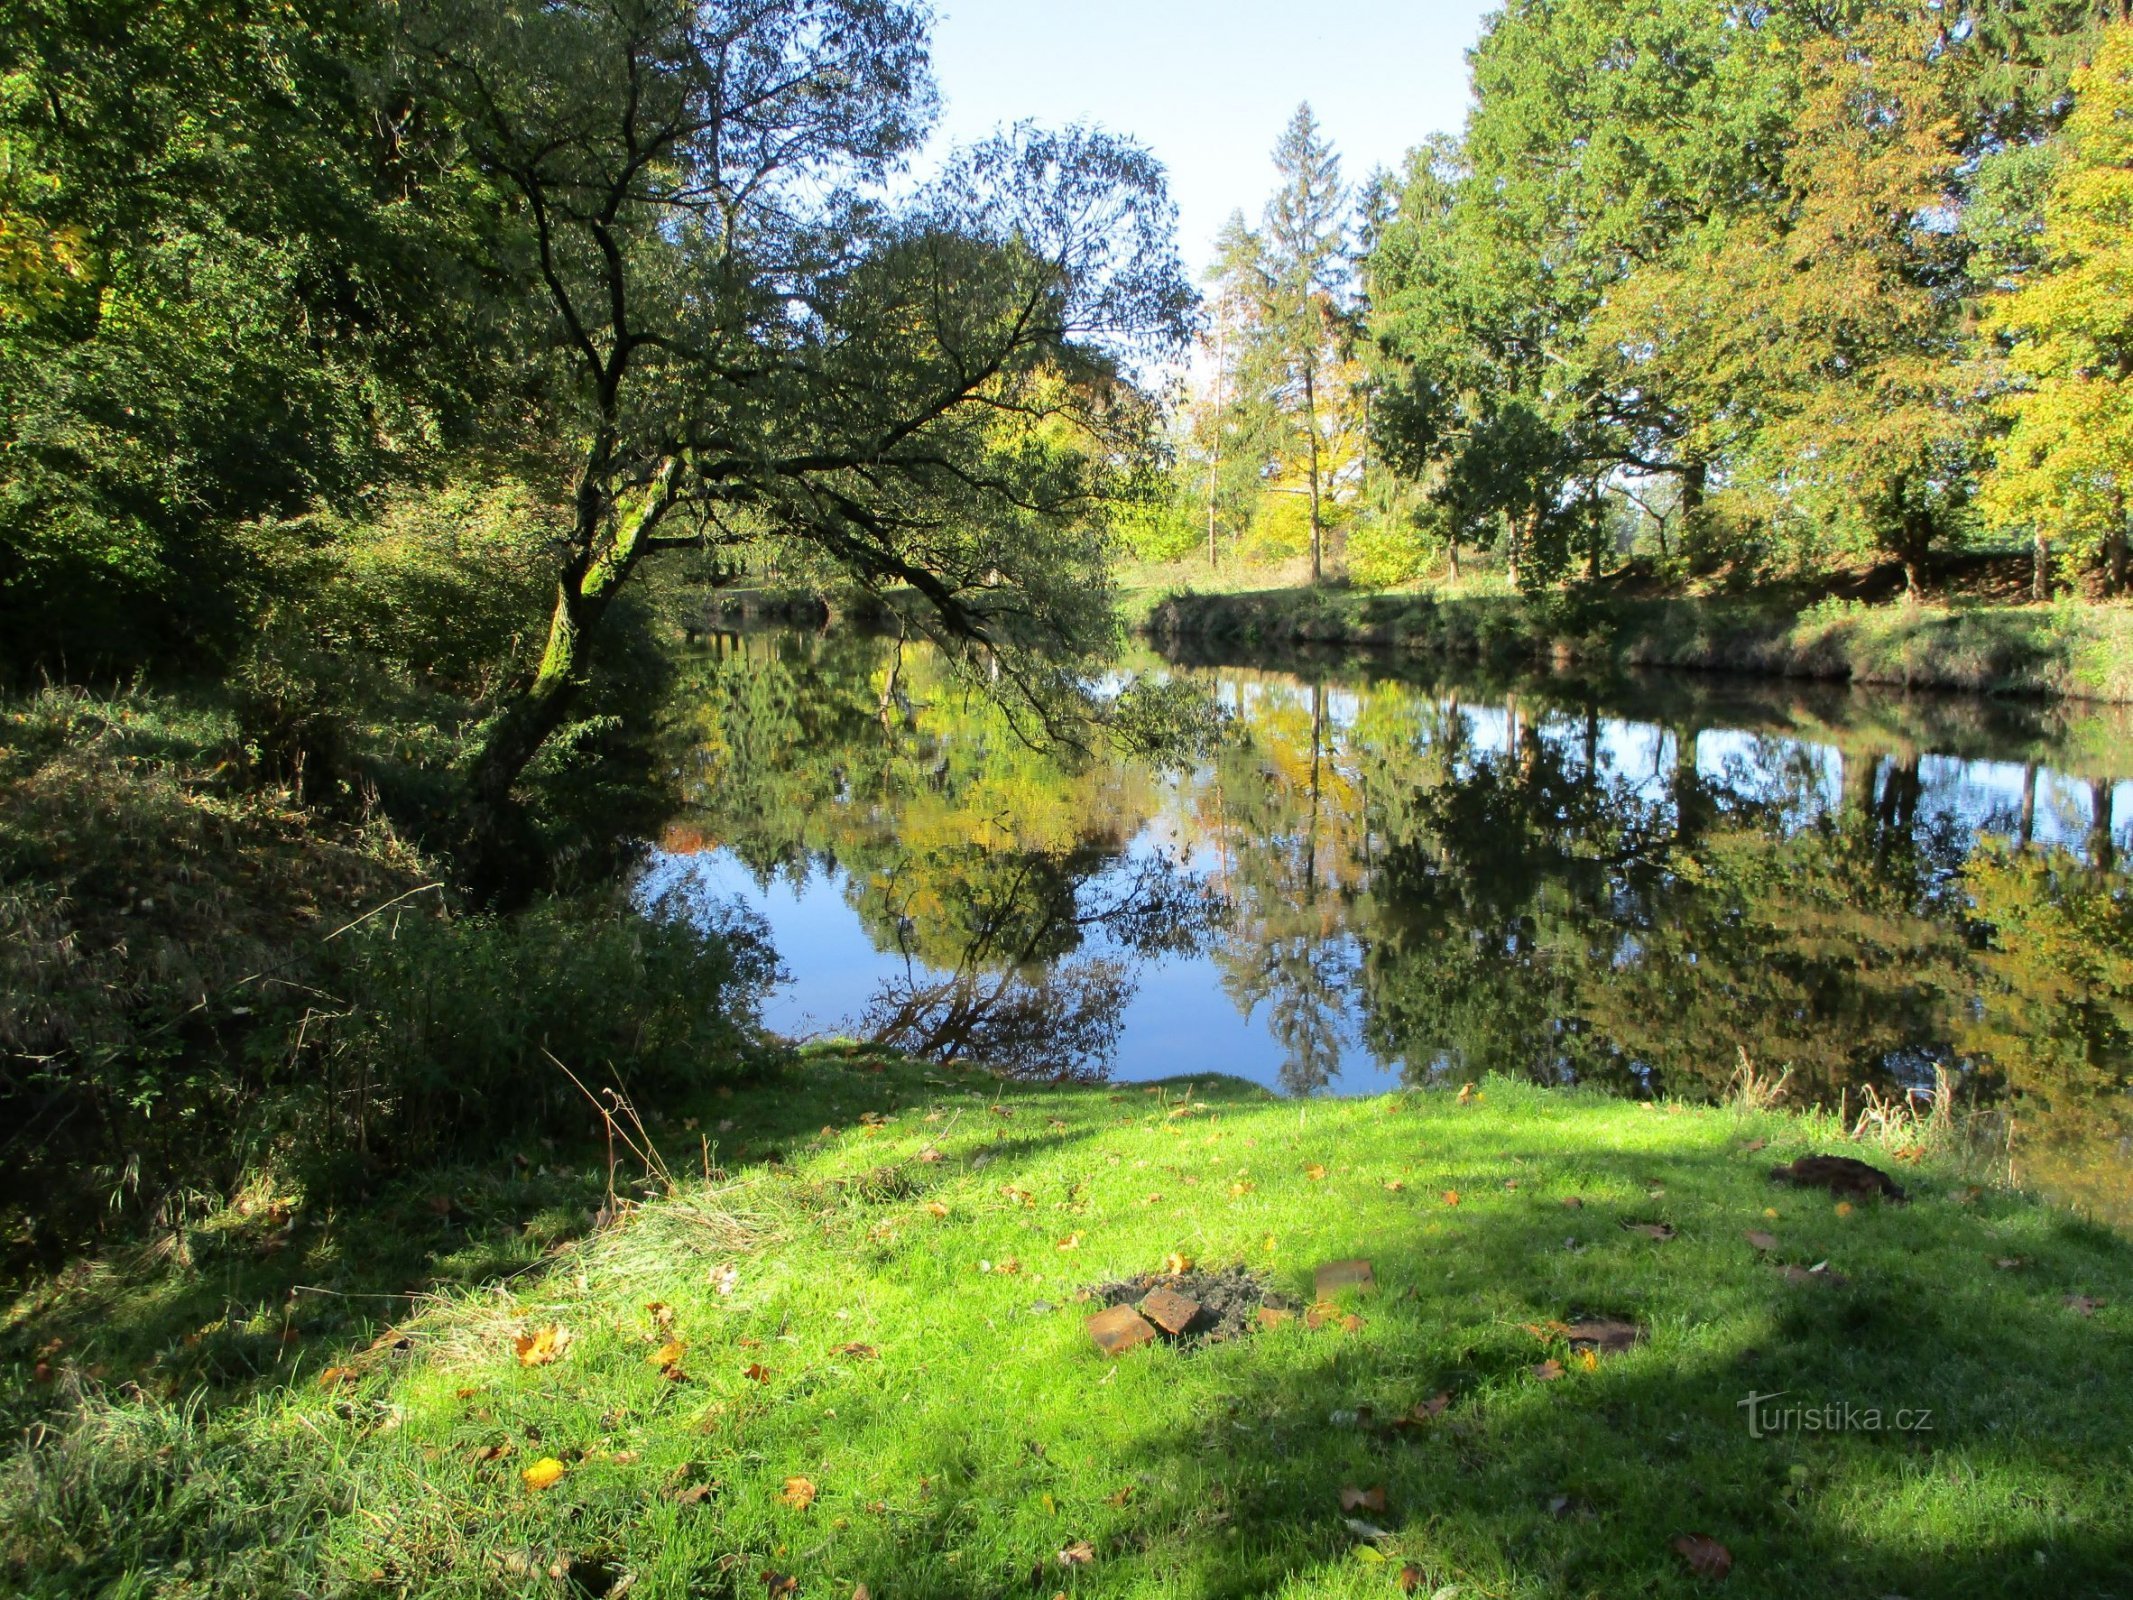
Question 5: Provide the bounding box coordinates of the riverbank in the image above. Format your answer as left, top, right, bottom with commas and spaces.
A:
6, 1051, 2127, 1598
1134, 588, 2133, 704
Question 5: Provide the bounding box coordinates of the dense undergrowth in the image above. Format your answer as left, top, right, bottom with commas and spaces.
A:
0, 677, 774, 1270
3, 1056, 2125, 1599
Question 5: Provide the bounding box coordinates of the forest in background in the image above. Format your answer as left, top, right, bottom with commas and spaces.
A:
1132, 2, 2133, 603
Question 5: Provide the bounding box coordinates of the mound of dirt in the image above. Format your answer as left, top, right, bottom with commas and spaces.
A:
1086, 1265, 1296, 1347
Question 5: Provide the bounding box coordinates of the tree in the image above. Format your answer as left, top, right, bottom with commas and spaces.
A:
1983, 20, 2133, 594
395, 0, 1192, 896
0, 0, 499, 667
1216, 105, 1353, 583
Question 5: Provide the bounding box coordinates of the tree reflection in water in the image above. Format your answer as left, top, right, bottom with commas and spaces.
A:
651, 627, 2133, 1222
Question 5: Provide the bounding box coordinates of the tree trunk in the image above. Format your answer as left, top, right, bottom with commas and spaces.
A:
1206, 314, 1225, 569
2033, 531, 2051, 602
1447, 538, 1461, 583
461, 459, 679, 902
1303, 365, 1323, 584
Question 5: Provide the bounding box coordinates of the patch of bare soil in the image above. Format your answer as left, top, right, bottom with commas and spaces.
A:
1087, 1265, 1296, 1347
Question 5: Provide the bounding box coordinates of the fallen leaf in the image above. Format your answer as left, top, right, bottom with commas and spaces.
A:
1339, 1485, 1388, 1513
318, 1365, 357, 1389
1383, 1179, 1406, 1192
468, 1442, 511, 1463
649, 1341, 686, 1368
1306, 1164, 1329, 1181
743, 1363, 771, 1383
1163, 1251, 1193, 1274
836, 1342, 878, 1359
852, 1587, 871, 1600
1457, 1082, 1479, 1104
1671, 1533, 1732, 1579
515, 1325, 571, 1367
1576, 1348, 1598, 1372
522, 1457, 567, 1491
1532, 1359, 1565, 1381
1740, 1138, 1767, 1153
1744, 1230, 1778, 1251
780, 1476, 817, 1511
926, 1201, 950, 1219
1561, 1196, 1584, 1210
763, 1572, 798, 1598
1834, 1201, 1854, 1218
1441, 1190, 1461, 1207
917, 1147, 943, 1164
1106, 1485, 1135, 1507
711, 1264, 740, 1296
1057, 1540, 1095, 1566
1397, 1563, 1424, 1594
673, 1483, 718, 1507
1231, 1181, 1255, 1197
646, 1301, 675, 1330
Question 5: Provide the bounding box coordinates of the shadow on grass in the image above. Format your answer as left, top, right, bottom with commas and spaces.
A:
762, 1140, 2131, 1600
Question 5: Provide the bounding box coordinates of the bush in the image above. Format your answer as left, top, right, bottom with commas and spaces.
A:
303, 886, 779, 1169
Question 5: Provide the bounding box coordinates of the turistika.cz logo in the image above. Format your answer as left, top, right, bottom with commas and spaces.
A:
1738, 1391, 1935, 1439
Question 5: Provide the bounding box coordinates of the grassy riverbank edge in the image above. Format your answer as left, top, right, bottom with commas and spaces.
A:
1132, 587, 2133, 704
6, 1052, 2128, 1599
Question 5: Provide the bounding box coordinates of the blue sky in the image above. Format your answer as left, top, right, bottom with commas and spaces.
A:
920, 1, 1497, 273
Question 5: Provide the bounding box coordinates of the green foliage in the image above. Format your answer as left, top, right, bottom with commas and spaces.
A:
1361, 0, 2121, 594
0, 0, 514, 669
1983, 21, 2133, 588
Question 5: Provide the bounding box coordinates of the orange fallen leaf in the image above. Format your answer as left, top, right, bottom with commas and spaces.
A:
1163, 1251, 1193, 1274
646, 1301, 675, 1330
1397, 1563, 1425, 1593
522, 1457, 567, 1491
1834, 1201, 1854, 1218
1576, 1348, 1598, 1372
318, 1365, 357, 1389
1056, 1233, 1082, 1251
780, 1475, 818, 1511
515, 1325, 571, 1367
1106, 1485, 1135, 1507
1306, 1164, 1329, 1181
926, 1201, 950, 1219
744, 1363, 771, 1383
1057, 1540, 1095, 1566
1441, 1190, 1461, 1207
763, 1572, 798, 1598
1339, 1485, 1388, 1512
650, 1340, 687, 1368
1561, 1196, 1584, 1210
1671, 1533, 1732, 1579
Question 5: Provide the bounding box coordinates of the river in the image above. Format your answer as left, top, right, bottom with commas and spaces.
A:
642, 627, 2133, 1226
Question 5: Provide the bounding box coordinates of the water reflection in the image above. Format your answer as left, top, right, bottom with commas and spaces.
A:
643, 628, 2133, 1223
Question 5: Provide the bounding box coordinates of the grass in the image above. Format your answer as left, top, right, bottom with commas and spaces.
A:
1134, 586, 2133, 705
7, 1053, 2130, 1599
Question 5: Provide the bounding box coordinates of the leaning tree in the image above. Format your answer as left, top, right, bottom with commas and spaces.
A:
393, 0, 1193, 894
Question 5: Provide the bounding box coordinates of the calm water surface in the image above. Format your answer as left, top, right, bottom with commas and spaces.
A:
643, 629, 2133, 1224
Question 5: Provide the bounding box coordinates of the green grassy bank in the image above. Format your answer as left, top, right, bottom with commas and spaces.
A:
1135, 588, 2133, 705
7, 1053, 2127, 1599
